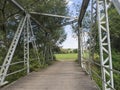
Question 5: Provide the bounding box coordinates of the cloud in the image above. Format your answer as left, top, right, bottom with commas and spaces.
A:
60, 25, 78, 49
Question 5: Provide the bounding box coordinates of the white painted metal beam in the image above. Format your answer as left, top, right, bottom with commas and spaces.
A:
96, 0, 114, 89
0, 16, 27, 86
30, 12, 78, 20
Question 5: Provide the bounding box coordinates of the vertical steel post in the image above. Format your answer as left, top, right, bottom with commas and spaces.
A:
24, 24, 26, 66
27, 15, 30, 74
78, 27, 82, 66
28, 16, 41, 65
89, 0, 97, 78
24, 14, 30, 74
90, 0, 97, 59
96, 0, 114, 89
81, 28, 84, 69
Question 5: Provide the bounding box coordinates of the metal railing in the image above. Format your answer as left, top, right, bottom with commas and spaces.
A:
81, 55, 120, 90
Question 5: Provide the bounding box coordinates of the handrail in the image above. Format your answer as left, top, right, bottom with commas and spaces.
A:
91, 60, 120, 74
81, 57, 120, 90
0, 61, 25, 68
6, 68, 26, 76
91, 69, 115, 90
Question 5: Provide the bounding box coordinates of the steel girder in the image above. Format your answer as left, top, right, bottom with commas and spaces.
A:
0, 13, 41, 86
30, 12, 78, 20
81, 30, 90, 74
28, 17, 41, 66
78, 0, 90, 67
79, 0, 114, 89
0, 16, 27, 86
24, 14, 30, 74
78, 0, 90, 27
95, 0, 114, 89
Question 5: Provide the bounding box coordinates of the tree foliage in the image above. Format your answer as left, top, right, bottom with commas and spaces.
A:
109, 5, 120, 52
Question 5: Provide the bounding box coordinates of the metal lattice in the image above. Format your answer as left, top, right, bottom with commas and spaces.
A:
96, 0, 114, 89
28, 15, 41, 65
0, 16, 27, 86
24, 14, 30, 74
0, 0, 120, 89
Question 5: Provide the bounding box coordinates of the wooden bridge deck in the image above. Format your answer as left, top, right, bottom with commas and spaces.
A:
1, 61, 98, 90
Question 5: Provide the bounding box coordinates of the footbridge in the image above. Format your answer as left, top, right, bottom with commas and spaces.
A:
0, 0, 120, 90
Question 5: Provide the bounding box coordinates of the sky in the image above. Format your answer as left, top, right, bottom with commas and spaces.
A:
60, 0, 82, 49
61, 25, 78, 49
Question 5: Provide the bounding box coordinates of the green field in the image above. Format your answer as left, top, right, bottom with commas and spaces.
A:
55, 53, 78, 61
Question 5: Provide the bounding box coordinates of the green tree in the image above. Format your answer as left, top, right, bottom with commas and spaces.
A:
109, 5, 120, 52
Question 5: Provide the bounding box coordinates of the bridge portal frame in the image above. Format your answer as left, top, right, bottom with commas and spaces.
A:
0, 0, 118, 89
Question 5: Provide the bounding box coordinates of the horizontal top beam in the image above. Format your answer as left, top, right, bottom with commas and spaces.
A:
7, 0, 49, 31
30, 12, 78, 20
7, 0, 78, 29
78, 0, 90, 27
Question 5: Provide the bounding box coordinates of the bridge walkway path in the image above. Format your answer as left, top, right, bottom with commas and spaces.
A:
1, 61, 98, 90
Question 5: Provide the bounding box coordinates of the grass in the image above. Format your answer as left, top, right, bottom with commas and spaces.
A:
55, 53, 77, 61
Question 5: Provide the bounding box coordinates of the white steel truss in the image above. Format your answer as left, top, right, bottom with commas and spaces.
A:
0, 13, 42, 86
0, 16, 27, 86
90, 0, 97, 55
89, 0, 98, 79
28, 15, 41, 65
96, 0, 114, 90
30, 12, 78, 20
81, 30, 90, 74
24, 14, 30, 74
0, 0, 119, 89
